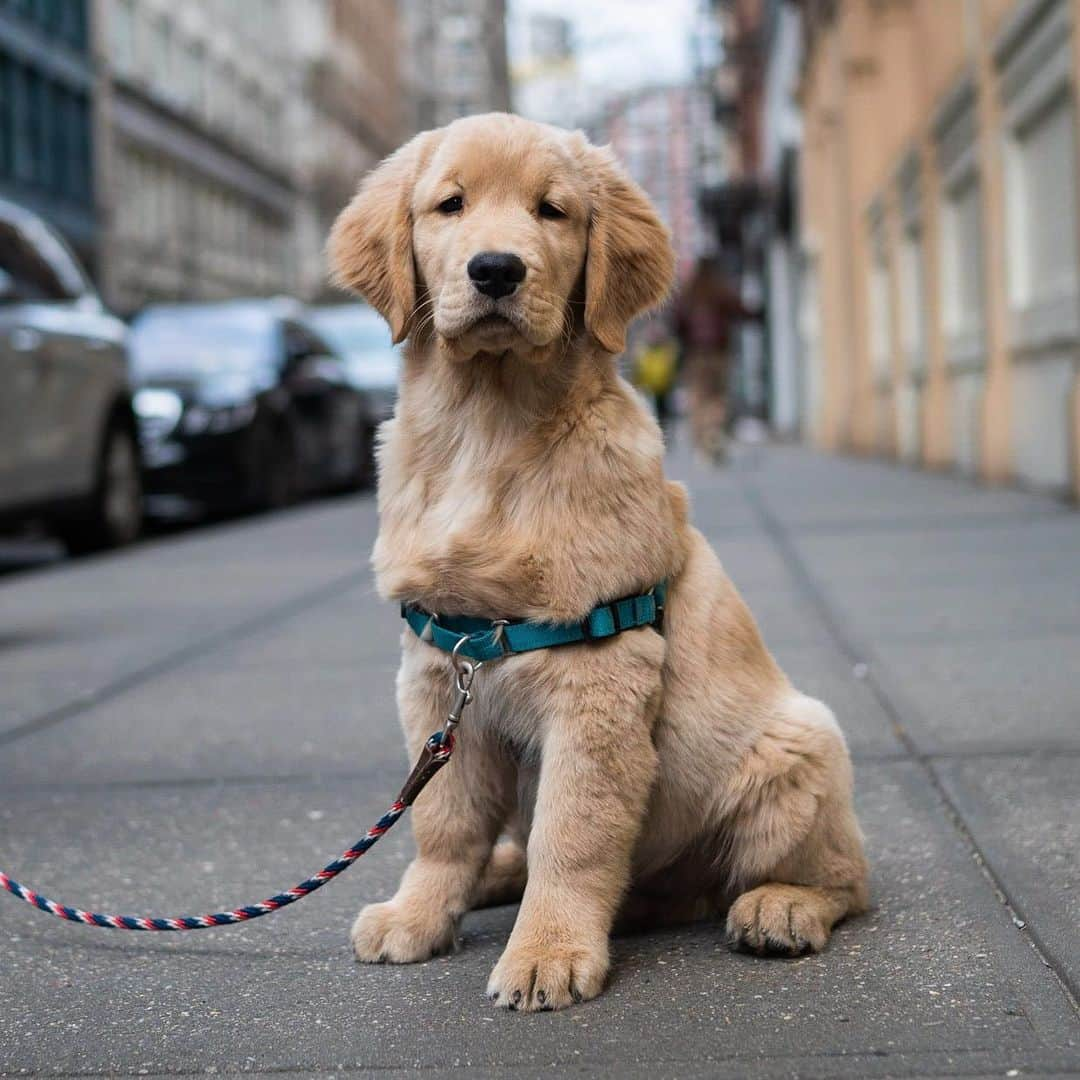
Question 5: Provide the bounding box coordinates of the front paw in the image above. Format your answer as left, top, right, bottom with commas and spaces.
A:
350, 900, 456, 964
486, 937, 608, 1012
725, 884, 831, 956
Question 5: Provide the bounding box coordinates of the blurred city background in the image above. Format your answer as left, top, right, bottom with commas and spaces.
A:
3, 0, 1080, 563
3, 5, 1080, 1075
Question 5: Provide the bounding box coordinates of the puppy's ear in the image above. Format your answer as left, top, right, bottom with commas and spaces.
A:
328, 131, 439, 344
582, 144, 675, 355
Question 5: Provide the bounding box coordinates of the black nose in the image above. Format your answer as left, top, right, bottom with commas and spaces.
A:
467, 252, 526, 299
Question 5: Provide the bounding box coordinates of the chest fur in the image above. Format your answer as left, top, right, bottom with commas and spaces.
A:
372, 395, 681, 621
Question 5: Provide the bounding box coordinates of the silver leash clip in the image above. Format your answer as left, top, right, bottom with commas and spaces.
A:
445, 636, 481, 737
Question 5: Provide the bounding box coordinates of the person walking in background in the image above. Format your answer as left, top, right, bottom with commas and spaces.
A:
631, 318, 680, 439
676, 256, 761, 463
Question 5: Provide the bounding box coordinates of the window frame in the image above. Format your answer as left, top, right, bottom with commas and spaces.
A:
933, 72, 986, 371
995, 0, 1080, 356
866, 200, 893, 390
895, 149, 927, 380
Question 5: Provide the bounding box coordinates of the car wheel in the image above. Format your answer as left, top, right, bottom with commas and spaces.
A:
250, 424, 299, 511
57, 422, 143, 555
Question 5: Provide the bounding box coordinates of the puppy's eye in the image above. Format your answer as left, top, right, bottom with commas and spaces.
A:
538, 201, 566, 220
437, 195, 463, 214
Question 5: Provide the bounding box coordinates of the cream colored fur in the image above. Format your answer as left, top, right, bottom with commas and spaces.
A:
328, 113, 869, 1012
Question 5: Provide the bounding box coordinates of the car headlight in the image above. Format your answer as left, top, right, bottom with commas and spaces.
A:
183, 401, 257, 435
133, 388, 184, 441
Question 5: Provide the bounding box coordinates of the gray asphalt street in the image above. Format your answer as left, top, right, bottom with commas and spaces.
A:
1, 442, 1078, 1078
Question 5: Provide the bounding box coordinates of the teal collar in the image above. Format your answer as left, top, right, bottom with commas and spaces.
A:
401, 581, 667, 663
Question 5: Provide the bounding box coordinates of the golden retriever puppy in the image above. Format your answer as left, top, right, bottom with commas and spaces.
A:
328, 112, 868, 1012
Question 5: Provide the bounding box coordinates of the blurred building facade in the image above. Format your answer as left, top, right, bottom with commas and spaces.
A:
83, 0, 413, 314
760, 0, 804, 437
0, 0, 514, 315
798, 0, 1080, 498
94, 0, 296, 313
288, 0, 403, 302
0, 0, 96, 268
698, 0, 771, 420
510, 13, 584, 127
400, 0, 511, 129
592, 86, 713, 283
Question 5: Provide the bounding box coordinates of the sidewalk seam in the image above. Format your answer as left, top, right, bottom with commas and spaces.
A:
0, 567, 371, 751
5, 747, 1080, 795
742, 480, 1080, 1017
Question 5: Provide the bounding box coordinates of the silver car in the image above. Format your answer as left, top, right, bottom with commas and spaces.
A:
0, 198, 140, 553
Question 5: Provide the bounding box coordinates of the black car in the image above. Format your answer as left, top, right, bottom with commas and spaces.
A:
130, 300, 372, 515
308, 302, 401, 429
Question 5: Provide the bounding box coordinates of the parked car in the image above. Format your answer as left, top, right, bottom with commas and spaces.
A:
0, 197, 141, 554
308, 302, 400, 457
130, 300, 372, 515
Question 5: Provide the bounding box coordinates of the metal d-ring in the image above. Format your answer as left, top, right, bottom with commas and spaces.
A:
491, 618, 510, 655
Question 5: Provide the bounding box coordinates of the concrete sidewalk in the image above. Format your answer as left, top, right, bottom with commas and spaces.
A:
0, 443, 1077, 1078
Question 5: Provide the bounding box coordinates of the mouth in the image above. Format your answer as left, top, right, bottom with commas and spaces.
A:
471, 312, 516, 331
438, 300, 545, 352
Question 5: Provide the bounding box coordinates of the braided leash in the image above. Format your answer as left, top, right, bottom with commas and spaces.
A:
2, 587, 661, 932
0, 724, 456, 931
0, 617, 538, 933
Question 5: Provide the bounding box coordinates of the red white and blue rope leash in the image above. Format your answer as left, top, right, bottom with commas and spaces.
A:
0, 792, 413, 931
3, 592, 662, 932
0, 725, 456, 932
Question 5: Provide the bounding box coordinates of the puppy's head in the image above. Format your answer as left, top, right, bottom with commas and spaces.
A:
329, 113, 674, 362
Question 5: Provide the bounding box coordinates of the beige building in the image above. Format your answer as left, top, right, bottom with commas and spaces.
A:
799, 0, 1080, 498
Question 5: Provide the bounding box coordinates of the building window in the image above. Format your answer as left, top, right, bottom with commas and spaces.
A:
995, 0, 1077, 491
940, 173, 983, 363
798, 251, 823, 439
896, 152, 926, 378
0, 59, 89, 203
218, 63, 237, 133
112, 0, 137, 76
996, 0, 1079, 351
242, 79, 260, 150
183, 39, 205, 113
65, 91, 87, 203
867, 207, 892, 386
899, 227, 925, 372
0, 55, 9, 178
265, 96, 280, 156
934, 74, 985, 370
1, 0, 87, 51
149, 14, 173, 96
60, 0, 88, 50
1005, 89, 1079, 340
10, 62, 32, 184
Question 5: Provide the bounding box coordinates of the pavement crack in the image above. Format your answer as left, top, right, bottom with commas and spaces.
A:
0, 765, 390, 793
742, 477, 1080, 1018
